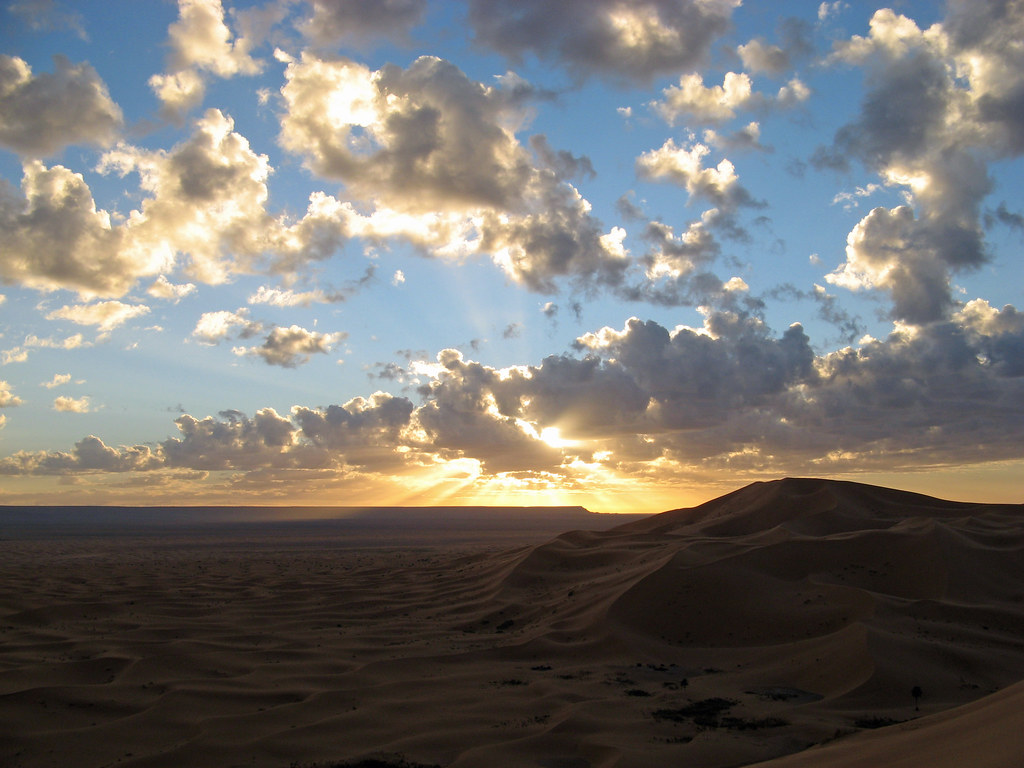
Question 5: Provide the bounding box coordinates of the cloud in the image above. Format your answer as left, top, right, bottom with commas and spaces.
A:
474, 188, 631, 293
988, 202, 1024, 232
776, 77, 812, 107
404, 351, 564, 474
161, 408, 298, 470
529, 134, 596, 181
955, 299, 1024, 376
291, 392, 414, 468
2, 102, 310, 297
0, 105, 364, 298
148, 70, 206, 122
737, 18, 815, 75
41, 373, 72, 389
0, 381, 23, 407
99, 108, 275, 284
5, 2, 1023, 497
826, 204, 953, 324
279, 52, 534, 211
703, 122, 769, 153
53, 394, 90, 412
652, 72, 758, 124
8, 0, 87, 37
298, 0, 427, 46
831, 182, 882, 210
147, 275, 197, 302
1, 348, 28, 366
570, 309, 1024, 474
248, 285, 341, 306
636, 138, 762, 212
2, 333, 85, 365
823, 14, 953, 169
574, 313, 814, 432
818, 2, 846, 22
598, 191, 760, 310
737, 39, 790, 74
945, 0, 1024, 154
149, 0, 263, 121
651, 71, 809, 125
46, 300, 150, 333
192, 308, 261, 344
0, 54, 122, 156
816, 4, 1024, 325
0, 161, 143, 296
466, 0, 740, 83
5, 301, 1024, 489
165, 0, 262, 75
265, 190, 353, 274
232, 324, 346, 367
278, 52, 630, 294
620, 216, 722, 303
48, 398, 408, 478
794, 313, 1024, 468
0, 434, 160, 474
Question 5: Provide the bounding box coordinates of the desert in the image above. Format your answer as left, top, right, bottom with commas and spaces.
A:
2, 477, 1023, 768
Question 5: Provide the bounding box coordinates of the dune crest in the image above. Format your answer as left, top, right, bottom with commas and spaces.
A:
2, 478, 1022, 767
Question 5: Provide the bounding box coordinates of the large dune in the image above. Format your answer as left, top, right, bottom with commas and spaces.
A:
2, 478, 1022, 767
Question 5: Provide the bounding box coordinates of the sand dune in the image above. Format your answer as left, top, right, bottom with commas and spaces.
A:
1, 478, 1022, 767
749, 676, 1024, 768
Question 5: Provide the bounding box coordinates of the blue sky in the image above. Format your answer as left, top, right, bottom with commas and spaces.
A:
0, 0, 1022, 512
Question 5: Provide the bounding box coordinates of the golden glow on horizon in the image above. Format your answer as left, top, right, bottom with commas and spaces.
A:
1, 456, 1020, 516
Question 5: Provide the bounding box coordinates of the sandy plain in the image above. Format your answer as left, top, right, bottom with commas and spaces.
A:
1, 478, 1023, 768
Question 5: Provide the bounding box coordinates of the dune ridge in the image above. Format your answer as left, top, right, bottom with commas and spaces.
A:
1, 478, 1022, 767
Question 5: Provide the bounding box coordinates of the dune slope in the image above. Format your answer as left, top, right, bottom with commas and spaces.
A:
1, 478, 1022, 768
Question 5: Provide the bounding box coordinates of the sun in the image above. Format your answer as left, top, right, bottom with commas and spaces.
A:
539, 426, 576, 449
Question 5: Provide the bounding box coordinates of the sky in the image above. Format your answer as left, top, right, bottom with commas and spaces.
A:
0, 0, 1022, 514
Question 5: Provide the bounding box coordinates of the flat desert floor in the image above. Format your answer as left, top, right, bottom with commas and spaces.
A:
2, 479, 1023, 768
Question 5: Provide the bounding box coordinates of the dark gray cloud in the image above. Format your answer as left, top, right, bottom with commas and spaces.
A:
575, 314, 814, 430
823, 46, 951, 171
0, 54, 122, 156
0, 162, 133, 296
467, 0, 739, 83
737, 17, 814, 74
0, 435, 160, 474
161, 409, 301, 471
299, 0, 427, 46
529, 134, 596, 182
233, 325, 346, 368
945, 0, 1024, 155
988, 202, 1024, 232
7, 0, 87, 37
818, 5, 1024, 325
703, 122, 772, 153
3, 301, 1023, 485
291, 394, 414, 469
